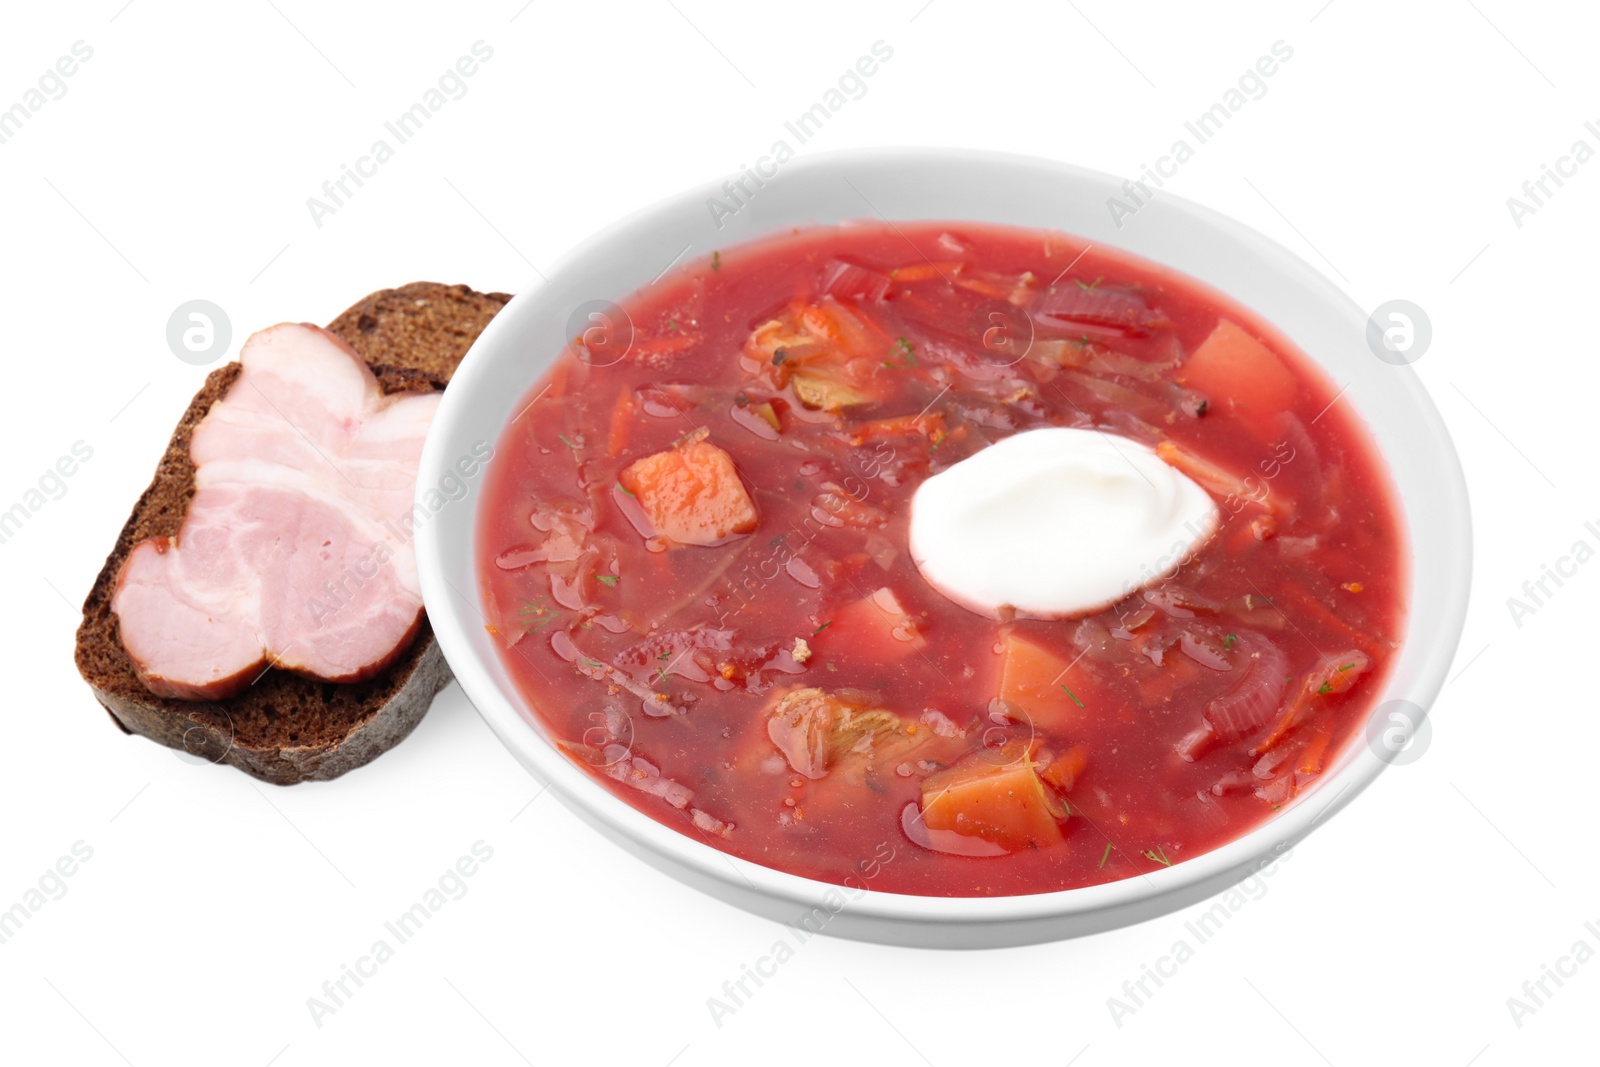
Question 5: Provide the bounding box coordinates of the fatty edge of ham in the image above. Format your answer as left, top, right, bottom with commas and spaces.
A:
111, 323, 441, 701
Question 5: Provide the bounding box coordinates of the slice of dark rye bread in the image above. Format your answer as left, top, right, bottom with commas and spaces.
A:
74, 282, 512, 785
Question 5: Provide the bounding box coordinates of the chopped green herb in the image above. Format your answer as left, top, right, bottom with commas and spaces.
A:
596, 575, 619, 587
1223, 633, 1237, 650
1075, 275, 1104, 290
1318, 681, 1333, 695
516, 596, 549, 617
617, 483, 636, 497
558, 433, 578, 450
1099, 843, 1113, 869
882, 337, 919, 371
1338, 662, 1356, 672
1059, 684, 1085, 709
812, 620, 833, 635
1142, 846, 1173, 867
657, 651, 671, 661
666, 318, 678, 332
579, 657, 604, 668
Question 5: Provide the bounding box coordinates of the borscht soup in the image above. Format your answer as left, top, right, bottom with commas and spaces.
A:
477, 222, 1405, 897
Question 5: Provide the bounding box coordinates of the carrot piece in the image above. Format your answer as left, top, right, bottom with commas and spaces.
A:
890, 293, 949, 320
1156, 439, 1268, 507
799, 305, 842, 345
1041, 743, 1090, 792
835, 297, 891, 350
847, 412, 945, 445
1297, 722, 1334, 776
618, 440, 758, 547
607, 388, 637, 457
920, 742, 1066, 850
628, 333, 699, 359
1254, 650, 1371, 754
1273, 584, 1381, 657
1252, 695, 1307, 757
799, 299, 884, 360
886, 261, 963, 283
996, 632, 1083, 729
953, 275, 1014, 300
1180, 319, 1298, 421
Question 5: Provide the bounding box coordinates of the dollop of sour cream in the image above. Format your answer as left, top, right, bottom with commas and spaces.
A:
908, 427, 1219, 619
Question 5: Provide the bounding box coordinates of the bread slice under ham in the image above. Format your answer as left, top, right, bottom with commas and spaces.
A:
112, 324, 438, 700
74, 282, 510, 784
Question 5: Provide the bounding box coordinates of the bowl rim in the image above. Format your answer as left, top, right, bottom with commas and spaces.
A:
415, 146, 1473, 926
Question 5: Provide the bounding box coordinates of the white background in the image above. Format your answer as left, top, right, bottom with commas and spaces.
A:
2, 1, 1594, 1064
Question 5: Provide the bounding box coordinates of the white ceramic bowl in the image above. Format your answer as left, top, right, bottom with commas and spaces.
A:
415, 148, 1471, 948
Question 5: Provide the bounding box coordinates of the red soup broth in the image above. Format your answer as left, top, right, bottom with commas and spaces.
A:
477, 222, 1406, 897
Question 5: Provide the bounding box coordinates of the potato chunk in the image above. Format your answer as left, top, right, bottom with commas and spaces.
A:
1180, 319, 1298, 422
996, 632, 1082, 729
920, 742, 1066, 850
619, 439, 758, 547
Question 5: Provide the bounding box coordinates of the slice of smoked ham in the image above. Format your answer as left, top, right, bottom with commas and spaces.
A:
111, 323, 440, 700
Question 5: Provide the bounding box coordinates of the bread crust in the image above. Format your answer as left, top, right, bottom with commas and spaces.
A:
74, 282, 510, 784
